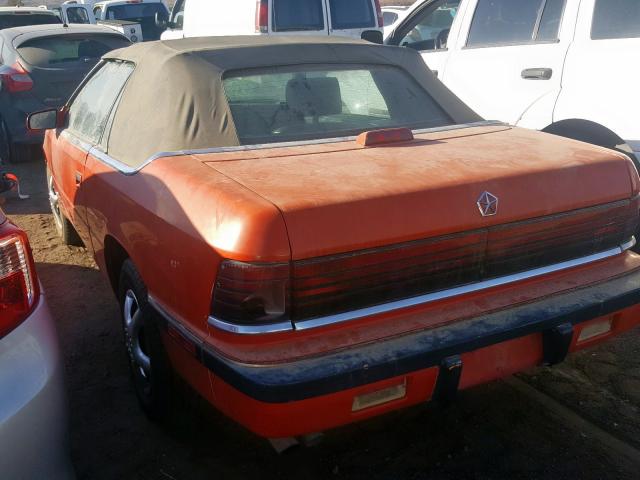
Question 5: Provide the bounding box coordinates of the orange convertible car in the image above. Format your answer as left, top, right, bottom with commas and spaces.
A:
30, 37, 640, 439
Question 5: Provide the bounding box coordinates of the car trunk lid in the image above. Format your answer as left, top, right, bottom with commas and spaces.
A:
202, 125, 636, 260
201, 125, 638, 322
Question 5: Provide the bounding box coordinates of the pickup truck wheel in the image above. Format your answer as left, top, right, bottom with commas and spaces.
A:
119, 259, 173, 422
47, 169, 83, 247
542, 120, 638, 167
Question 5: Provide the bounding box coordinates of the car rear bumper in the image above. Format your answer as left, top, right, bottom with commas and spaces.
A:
160, 267, 640, 438
0, 294, 75, 479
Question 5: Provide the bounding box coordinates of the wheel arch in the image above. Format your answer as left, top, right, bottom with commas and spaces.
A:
542, 119, 637, 164
104, 234, 130, 295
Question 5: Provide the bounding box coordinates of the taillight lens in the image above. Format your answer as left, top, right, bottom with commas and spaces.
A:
0, 62, 34, 94
374, 0, 384, 28
211, 260, 289, 326
255, 0, 269, 33
0, 226, 38, 339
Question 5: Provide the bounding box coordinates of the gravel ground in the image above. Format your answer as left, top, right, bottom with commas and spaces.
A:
2, 159, 640, 479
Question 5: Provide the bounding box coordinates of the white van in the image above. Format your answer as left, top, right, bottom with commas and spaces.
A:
161, 0, 384, 43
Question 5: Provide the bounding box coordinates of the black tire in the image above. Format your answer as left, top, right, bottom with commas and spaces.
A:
0, 119, 12, 165
118, 259, 174, 422
542, 119, 639, 169
46, 168, 83, 247
10, 143, 32, 164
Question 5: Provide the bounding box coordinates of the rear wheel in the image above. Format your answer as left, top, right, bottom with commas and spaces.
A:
542, 120, 638, 166
119, 259, 174, 422
47, 168, 83, 246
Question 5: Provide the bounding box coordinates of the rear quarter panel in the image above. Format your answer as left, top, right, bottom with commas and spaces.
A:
82, 153, 290, 338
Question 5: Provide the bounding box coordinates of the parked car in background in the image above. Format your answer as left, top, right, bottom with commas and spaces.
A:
0, 24, 130, 164
51, 2, 96, 25
93, 0, 169, 41
161, 0, 384, 43
0, 6, 61, 30
386, 0, 640, 163
381, 5, 409, 37
31, 36, 640, 440
0, 208, 74, 479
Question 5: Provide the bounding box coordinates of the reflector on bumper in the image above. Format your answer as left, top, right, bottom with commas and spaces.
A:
352, 382, 407, 412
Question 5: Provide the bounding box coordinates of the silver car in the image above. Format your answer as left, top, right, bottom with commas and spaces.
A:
0, 208, 74, 479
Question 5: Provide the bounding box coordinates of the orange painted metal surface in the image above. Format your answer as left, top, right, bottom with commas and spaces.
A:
43, 123, 640, 438
204, 127, 635, 259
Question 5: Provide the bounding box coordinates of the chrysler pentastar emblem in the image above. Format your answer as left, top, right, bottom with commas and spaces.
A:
477, 191, 499, 217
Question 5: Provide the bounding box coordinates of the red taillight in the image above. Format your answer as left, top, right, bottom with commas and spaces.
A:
0, 225, 39, 339
255, 0, 269, 33
211, 260, 289, 326
374, 0, 384, 28
0, 62, 33, 94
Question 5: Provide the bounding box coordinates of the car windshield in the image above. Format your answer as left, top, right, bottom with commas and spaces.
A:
223, 65, 453, 145
104, 4, 166, 21
17, 35, 131, 67
0, 13, 61, 30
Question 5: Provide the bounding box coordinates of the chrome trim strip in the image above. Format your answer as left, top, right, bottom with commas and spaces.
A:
88, 146, 139, 176
207, 318, 294, 335
87, 120, 506, 175
148, 295, 206, 346
412, 120, 506, 135
294, 238, 636, 331
208, 237, 635, 335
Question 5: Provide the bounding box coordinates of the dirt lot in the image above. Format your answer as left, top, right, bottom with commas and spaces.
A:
3, 159, 640, 479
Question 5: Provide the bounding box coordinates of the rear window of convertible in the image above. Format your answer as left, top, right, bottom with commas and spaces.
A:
223, 65, 453, 145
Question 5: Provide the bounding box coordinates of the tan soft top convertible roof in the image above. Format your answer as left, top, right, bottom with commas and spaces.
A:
103, 36, 482, 167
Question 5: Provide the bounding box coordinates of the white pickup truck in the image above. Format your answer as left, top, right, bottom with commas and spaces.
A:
386, 0, 639, 162
51, 0, 169, 43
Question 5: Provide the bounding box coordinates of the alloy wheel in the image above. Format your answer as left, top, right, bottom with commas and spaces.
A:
123, 289, 152, 392
48, 174, 64, 232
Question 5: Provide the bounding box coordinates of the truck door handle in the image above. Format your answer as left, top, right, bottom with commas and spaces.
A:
521, 68, 553, 80
75, 172, 82, 186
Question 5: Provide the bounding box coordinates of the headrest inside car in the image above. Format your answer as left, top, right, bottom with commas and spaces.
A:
286, 76, 342, 118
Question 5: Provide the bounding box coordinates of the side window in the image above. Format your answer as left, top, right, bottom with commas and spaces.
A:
171, 0, 186, 29
592, 0, 640, 40
398, 0, 461, 51
383, 11, 398, 26
66, 7, 91, 24
67, 61, 134, 144
328, 0, 376, 30
272, 0, 325, 32
467, 0, 566, 47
